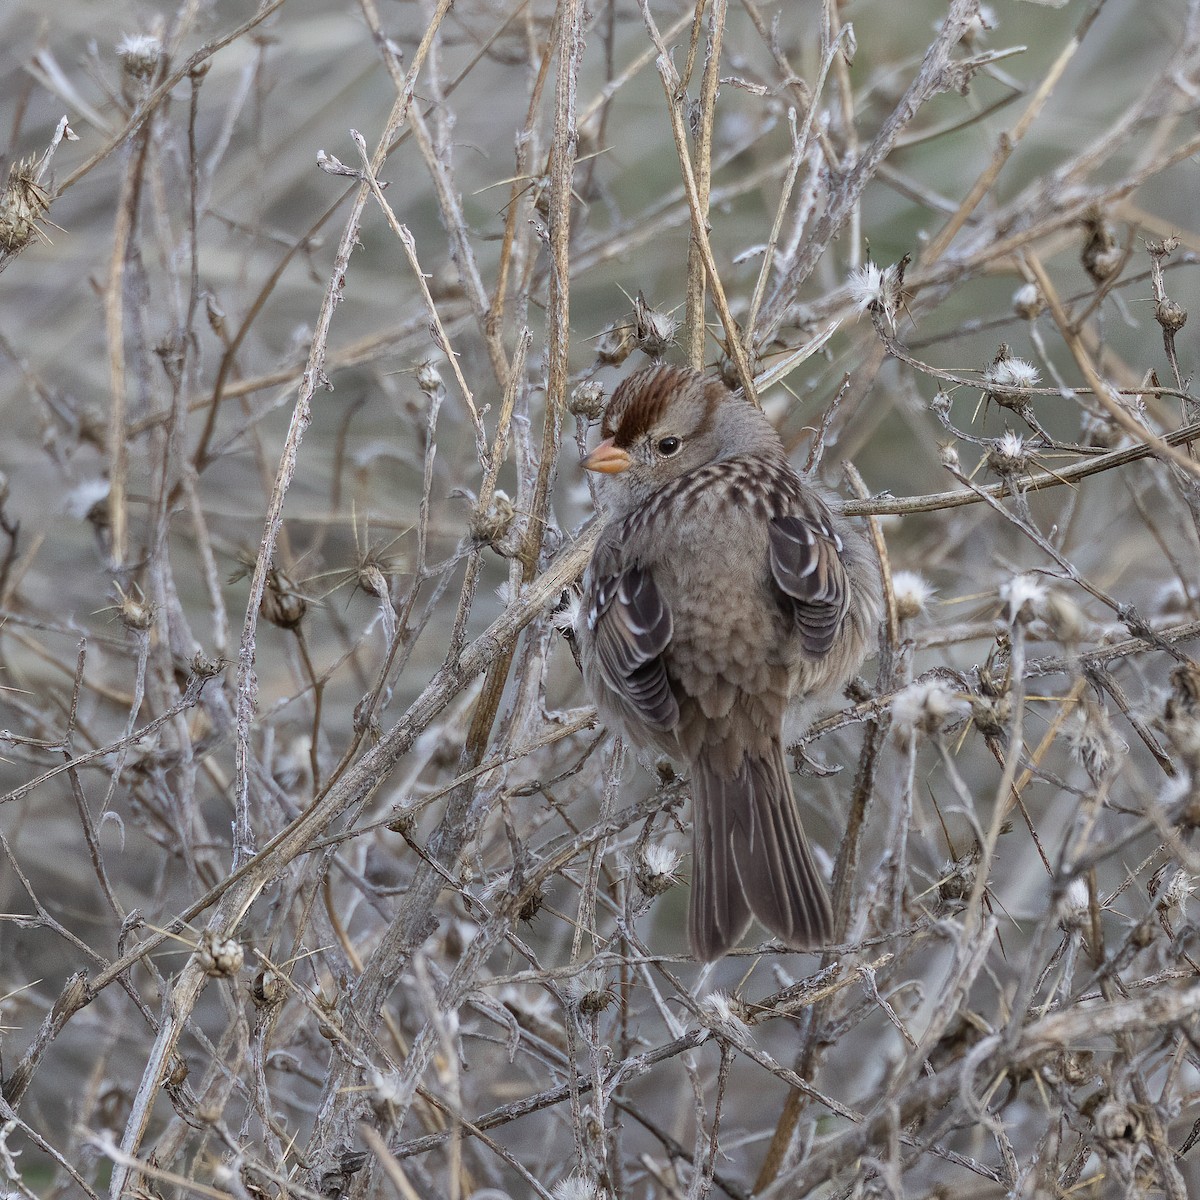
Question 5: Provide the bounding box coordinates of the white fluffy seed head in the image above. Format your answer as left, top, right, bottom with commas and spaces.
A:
847, 262, 901, 331
1163, 869, 1194, 917
1001, 573, 1048, 625
891, 570, 935, 621
117, 33, 162, 79
551, 1176, 603, 1200
985, 352, 1040, 409
697, 990, 750, 1039
1058, 877, 1091, 929
985, 356, 1040, 392
892, 679, 966, 736
987, 430, 1028, 475
552, 589, 583, 636
1012, 282, 1044, 320
635, 841, 683, 896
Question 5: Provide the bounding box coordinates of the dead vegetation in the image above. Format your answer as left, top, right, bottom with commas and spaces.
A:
2, 0, 1200, 1197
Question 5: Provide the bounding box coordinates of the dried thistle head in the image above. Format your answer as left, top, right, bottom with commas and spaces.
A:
568, 380, 605, 420
0, 156, 51, 255
251, 967, 284, 1008
116, 33, 163, 81
1155, 296, 1187, 335
847, 259, 904, 333
1011, 282, 1044, 320
469, 489, 517, 550
414, 358, 444, 396
891, 570, 935, 622
1080, 205, 1122, 284
594, 319, 636, 367
1066, 701, 1124, 786
111, 582, 154, 632
1160, 663, 1200, 773
986, 429, 1029, 477
633, 841, 683, 897
632, 291, 677, 358
983, 345, 1040, 409
197, 930, 244, 978
1001, 573, 1048, 626
569, 968, 615, 1016
260, 568, 308, 630
892, 678, 968, 737
697, 990, 750, 1039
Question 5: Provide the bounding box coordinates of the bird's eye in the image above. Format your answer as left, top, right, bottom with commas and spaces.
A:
656, 436, 682, 457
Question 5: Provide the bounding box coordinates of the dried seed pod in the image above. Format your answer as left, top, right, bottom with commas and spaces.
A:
892, 679, 967, 737
847, 260, 903, 332
116, 33, 163, 80
569, 380, 605, 420
469, 489, 516, 547
251, 968, 284, 1007
166, 1055, 189, 1088
1080, 206, 1122, 284
571, 969, 615, 1016
1161, 663, 1200, 772
198, 930, 244, 977
986, 430, 1029, 477
634, 842, 682, 897
1080, 408, 1120, 449
0, 156, 51, 255
983, 345, 1039, 409
1093, 1098, 1143, 1148
358, 561, 389, 599
415, 359, 444, 396
891, 571, 935, 622
697, 990, 750, 1039
938, 846, 981, 904
114, 583, 154, 632
595, 320, 636, 366
260, 569, 307, 630
1011, 282, 1044, 320
1156, 297, 1187, 334
517, 884, 545, 924
1001, 573, 1047, 626
632, 291, 676, 357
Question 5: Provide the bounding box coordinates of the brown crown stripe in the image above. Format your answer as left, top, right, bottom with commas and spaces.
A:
603, 365, 724, 447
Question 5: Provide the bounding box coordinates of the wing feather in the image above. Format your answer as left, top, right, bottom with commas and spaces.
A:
769, 506, 850, 656
587, 539, 679, 732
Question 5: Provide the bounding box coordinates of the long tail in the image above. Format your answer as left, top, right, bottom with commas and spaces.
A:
689, 745, 833, 961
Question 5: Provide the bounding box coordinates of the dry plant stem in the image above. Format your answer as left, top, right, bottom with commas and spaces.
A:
104, 112, 152, 572
489, 30, 552, 343
349, 131, 486, 459
682, 0, 725, 367
639, 0, 757, 403
0, 1095, 99, 1199
840, 417, 1200, 517
1021, 251, 1200, 484
100, 529, 593, 1198
339, 44, 586, 1149
824, 0, 861, 269
107, 28, 457, 1195
402, 97, 509, 391
922, 0, 1107, 265
520, 0, 583, 577
757, 0, 981, 341
54, 0, 286, 197
744, 30, 848, 350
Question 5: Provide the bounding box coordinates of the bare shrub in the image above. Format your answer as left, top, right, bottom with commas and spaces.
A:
2, 0, 1200, 1197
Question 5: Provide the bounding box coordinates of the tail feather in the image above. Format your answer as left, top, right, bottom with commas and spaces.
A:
689, 746, 833, 960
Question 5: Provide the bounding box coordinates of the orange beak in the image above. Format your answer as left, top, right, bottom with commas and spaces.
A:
581, 438, 631, 475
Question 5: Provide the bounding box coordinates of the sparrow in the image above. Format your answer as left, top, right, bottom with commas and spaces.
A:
577, 364, 879, 959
